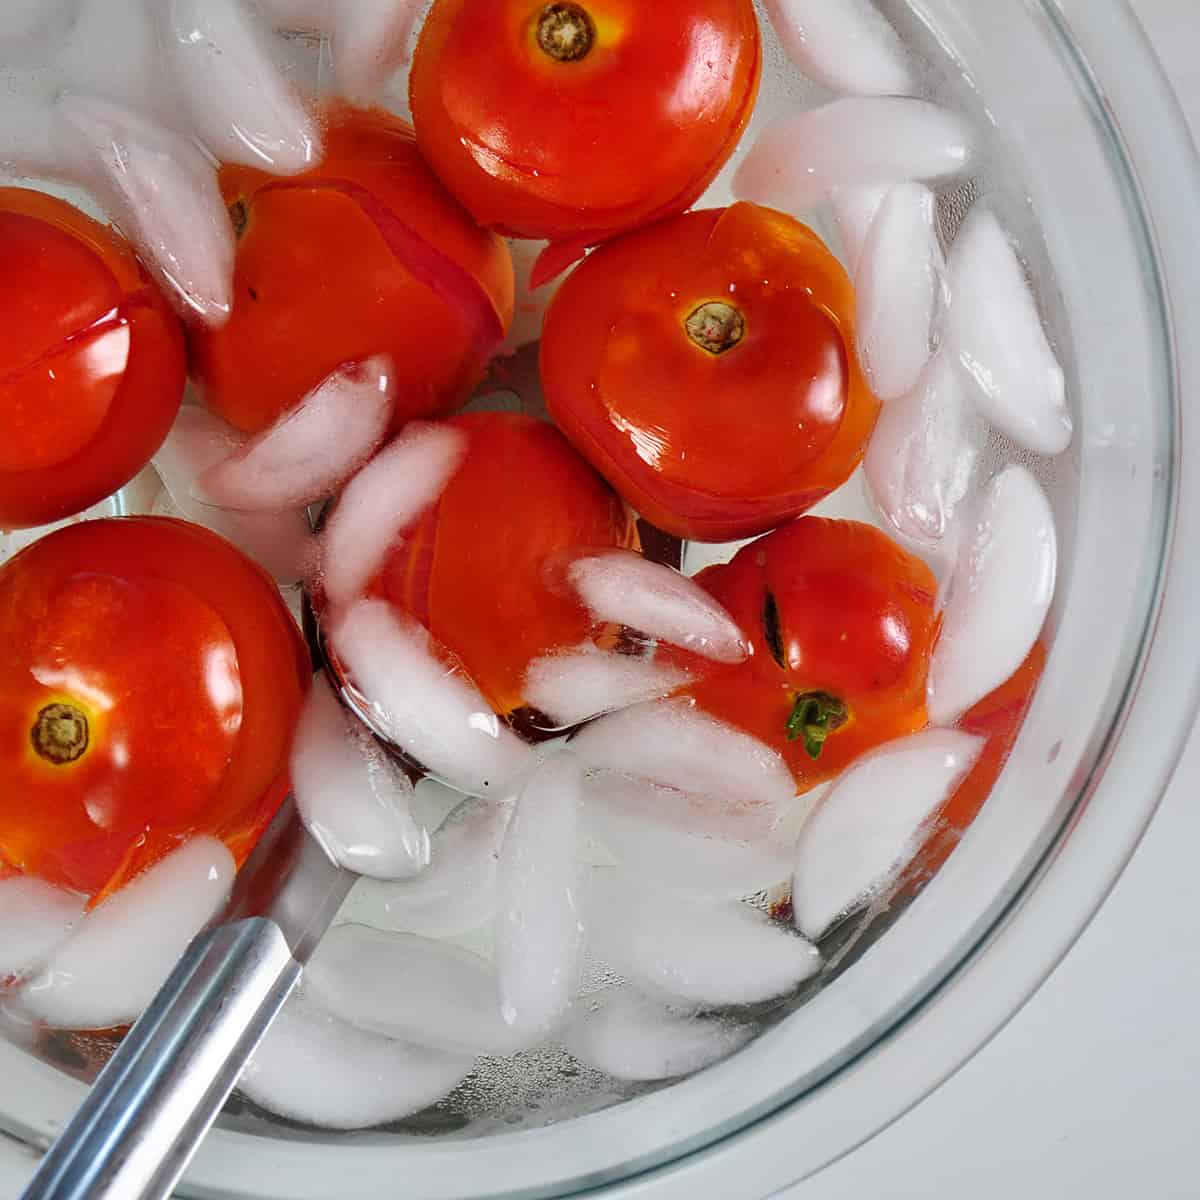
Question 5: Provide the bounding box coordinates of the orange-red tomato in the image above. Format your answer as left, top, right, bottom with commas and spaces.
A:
683, 518, 939, 792
189, 103, 515, 435
370, 411, 638, 724
410, 0, 761, 248
0, 189, 186, 530
0, 517, 310, 903
541, 204, 878, 542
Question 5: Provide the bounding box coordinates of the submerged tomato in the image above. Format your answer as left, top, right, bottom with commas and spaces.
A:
0, 518, 310, 902
0, 189, 186, 530
541, 204, 878, 542
683, 518, 939, 792
410, 0, 761, 249
371, 412, 638, 723
190, 103, 515, 435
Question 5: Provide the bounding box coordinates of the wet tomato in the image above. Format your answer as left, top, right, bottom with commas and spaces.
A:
370, 411, 638, 724
683, 518, 938, 792
0, 189, 186, 530
410, 0, 761, 254
0, 517, 310, 902
190, 102, 515, 435
541, 203, 878, 542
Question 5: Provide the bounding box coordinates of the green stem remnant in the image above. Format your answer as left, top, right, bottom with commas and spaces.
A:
537, 3, 596, 62
686, 301, 746, 355
32, 702, 89, 766
786, 692, 848, 761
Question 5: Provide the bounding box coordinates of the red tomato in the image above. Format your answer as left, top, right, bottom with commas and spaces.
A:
409, 0, 761, 248
0, 517, 310, 903
541, 204, 878, 541
0, 189, 186, 530
368, 412, 638, 724
683, 518, 939, 792
189, 103, 515, 435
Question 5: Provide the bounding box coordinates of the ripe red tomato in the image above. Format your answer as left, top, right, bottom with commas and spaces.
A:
541, 203, 878, 542
682, 518, 939, 792
189, 102, 515, 436
0, 517, 310, 903
410, 0, 761, 249
369, 412, 638, 724
0, 189, 186, 530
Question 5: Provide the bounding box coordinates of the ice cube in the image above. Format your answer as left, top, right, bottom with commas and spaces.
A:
569, 698, 795, 813
563, 985, 754, 1081
501, 238, 558, 354
239, 986, 474, 1130
253, 0, 328, 31
305, 923, 532, 1055
330, 599, 534, 798
55, 95, 235, 325
763, 0, 912, 97
792, 728, 984, 939
734, 98, 974, 214
864, 352, 985, 548
153, 405, 314, 583
524, 644, 692, 729
0, 97, 80, 180
318, 421, 466, 611
494, 753, 586, 1039
0, 877, 86, 982
856, 182, 948, 401
157, 0, 319, 174
587, 874, 821, 1008
927, 466, 1057, 724
197, 357, 394, 512
947, 208, 1072, 456
568, 552, 748, 664
0, 0, 76, 60
343, 794, 514, 938
330, 0, 424, 105
292, 674, 430, 880
16, 837, 235, 1029
831, 183, 888, 276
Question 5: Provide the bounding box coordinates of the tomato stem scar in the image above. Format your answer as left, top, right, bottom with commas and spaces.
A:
786, 691, 848, 760
686, 301, 746, 355
228, 199, 249, 240
32, 702, 90, 765
537, 3, 596, 62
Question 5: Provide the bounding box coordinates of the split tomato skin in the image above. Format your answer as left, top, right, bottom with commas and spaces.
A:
410, 0, 761, 244
0, 517, 310, 902
189, 103, 515, 436
683, 518, 939, 792
541, 204, 878, 542
0, 189, 186, 530
371, 411, 639, 723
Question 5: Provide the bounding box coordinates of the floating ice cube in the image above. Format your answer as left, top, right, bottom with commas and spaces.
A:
927, 466, 1057, 725
864, 353, 985, 549
330, 599, 534, 798
831, 183, 888, 276
792, 729, 984, 939
197, 357, 394, 512
856, 182, 948, 401
343, 794, 514, 938
0, 878, 86, 982
153, 406, 314, 583
305, 923, 531, 1055
587, 874, 821, 1008
764, 0, 912, 97
494, 753, 586, 1040
524, 645, 692, 729
319, 421, 466, 611
568, 552, 748, 664
239, 986, 474, 1130
158, 0, 320, 174
254, 0, 328, 30
947, 208, 1072, 456
17, 837, 235, 1029
569, 699, 795, 814
329, 0, 424, 105
55, 95, 235, 325
734, 98, 974, 214
291, 674, 430, 880
563, 985, 754, 1082
0, 97, 79, 179
502, 238, 557, 354
0, 0, 76, 59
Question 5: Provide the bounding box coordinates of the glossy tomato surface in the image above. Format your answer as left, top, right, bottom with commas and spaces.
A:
685, 518, 939, 792
0, 517, 310, 902
0, 189, 186, 530
541, 204, 878, 541
190, 103, 515, 435
410, 0, 761, 244
371, 411, 638, 723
